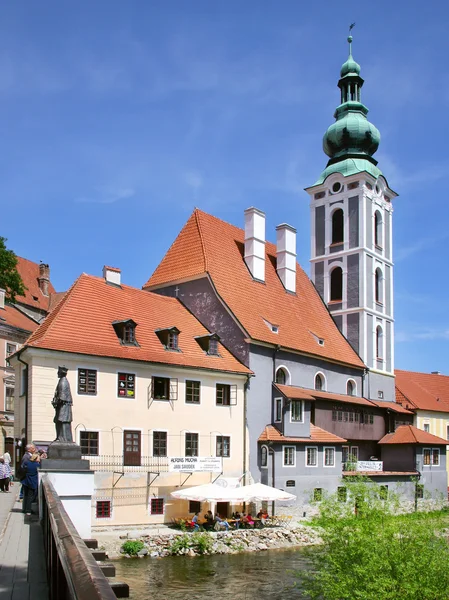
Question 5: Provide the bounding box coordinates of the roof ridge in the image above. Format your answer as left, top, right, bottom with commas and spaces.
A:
194, 209, 208, 273
410, 425, 418, 444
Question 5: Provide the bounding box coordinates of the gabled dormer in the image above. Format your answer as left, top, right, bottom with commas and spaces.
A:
112, 319, 138, 346
155, 327, 181, 351
195, 333, 220, 356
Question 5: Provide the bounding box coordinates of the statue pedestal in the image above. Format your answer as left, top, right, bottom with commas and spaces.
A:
39, 442, 94, 539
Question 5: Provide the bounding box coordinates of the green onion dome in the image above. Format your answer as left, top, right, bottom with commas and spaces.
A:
340, 36, 360, 77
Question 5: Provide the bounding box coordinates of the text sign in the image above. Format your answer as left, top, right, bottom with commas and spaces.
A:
357, 461, 383, 472
168, 457, 222, 472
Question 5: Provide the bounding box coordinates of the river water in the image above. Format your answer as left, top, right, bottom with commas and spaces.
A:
113, 547, 309, 599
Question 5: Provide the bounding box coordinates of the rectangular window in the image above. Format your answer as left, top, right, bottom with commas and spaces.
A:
369, 414, 374, 424
275, 398, 282, 422
379, 485, 388, 500
313, 488, 323, 502
189, 500, 201, 513
291, 400, 303, 422
423, 423, 430, 433
123, 430, 141, 466
216, 436, 230, 458
422, 448, 439, 466
96, 500, 111, 519
332, 409, 337, 421
283, 446, 295, 467
351, 446, 359, 461
349, 412, 354, 423
342, 446, 350, 463
216, 383, 236, 406
354, 412, 359, 423
5, 343, 17, 367
423, 448, 431, 466
5, 387, 14, 412
167, 331, 178, 350
432, 448, 440, 466
153, 376, 170, 400
447, 425, 449, 441
337, 411, 343, 422
324, 447, 335, 467
185, 433, 198, 457
78, 369, 97, 395
153, 431, 167, 457
117, 373, 135, 398
186, 380, 200, 404
416, 484, 424, 499
80, 431, 99, 456
306, 447, 318, 467
150, 498, 164, 515
337, 486, 347, 502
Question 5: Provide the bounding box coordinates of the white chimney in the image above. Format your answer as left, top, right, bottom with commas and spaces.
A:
244, 207, 266, 282
0, 288, 5, 309
103, 265, 121, 286
276, 223, 297, 293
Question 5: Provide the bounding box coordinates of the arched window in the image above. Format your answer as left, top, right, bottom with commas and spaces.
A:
261, 445, 268, 468
376, 326, 383, 360
276, 368, 286, 385
330, 267, 343, 302
315, 373, 324, 391
347, 380, 356, 396
332, 209, 344, 244
374, 211, 382, 248
375, 268, 383, 304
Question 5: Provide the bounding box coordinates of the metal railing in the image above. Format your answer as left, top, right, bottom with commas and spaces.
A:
84, 454, 170, 472
41, 476, 117, 600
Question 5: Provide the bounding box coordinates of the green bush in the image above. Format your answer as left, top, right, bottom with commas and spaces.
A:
192, 532, 212, 554
121, 540, 144, 556
169, 534, 190, 554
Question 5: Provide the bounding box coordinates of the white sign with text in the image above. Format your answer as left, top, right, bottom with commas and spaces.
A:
356, 461, 383, 472
168, 457, 223, 472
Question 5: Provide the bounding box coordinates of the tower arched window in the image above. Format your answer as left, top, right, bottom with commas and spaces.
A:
347, 380, 356, 396
374, 211, 382, 248
375, 268, 383, 304
261, 445, 268, 468
376, 326, 383, 360
315, 373, 324, 391
331, 209, 344, 244
330, 267, 343, 302
276, 368, 286, 385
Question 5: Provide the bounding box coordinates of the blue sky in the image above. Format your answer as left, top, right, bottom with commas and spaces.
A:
1, 1, 449, 373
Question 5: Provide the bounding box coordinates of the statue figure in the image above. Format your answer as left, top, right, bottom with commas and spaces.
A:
52, 366, 73, 443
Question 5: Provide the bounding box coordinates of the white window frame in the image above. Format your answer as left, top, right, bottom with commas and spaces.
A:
446, 423, 449, 441
185, 379, 201, 404
261, 445, 268, 468
275, 365, 291, 386
290, 399, 303, 423
184, 430, 200, 457
116, 370, 137, 401
151, 429, 169, 458
215, 434, 231, 459
149, 497, 165, 516
283, 445, 296, 467
306, 446, 318, 467
5, 342, 17, 367
76, 365, 99, 397
4, 385, 14, 412
346, 379, 357, 396
342, 445, 350, 463
275, 397, 282, 423
95, 497, 113, 521
78, 429, 101, 456
423, 423, 430, 433
350, 446, 359, 461
314, 372, 327, 391
423, 447, 440, 467
323, 446, 335, 467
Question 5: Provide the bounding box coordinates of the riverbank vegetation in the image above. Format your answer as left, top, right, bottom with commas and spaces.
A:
298, 477, 449, 600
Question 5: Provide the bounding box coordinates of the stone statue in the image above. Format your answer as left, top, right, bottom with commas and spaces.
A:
52, 366, 73, 443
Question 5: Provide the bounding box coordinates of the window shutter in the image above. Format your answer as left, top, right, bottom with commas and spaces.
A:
230, 385, 237, 406
170, 378, 178, 401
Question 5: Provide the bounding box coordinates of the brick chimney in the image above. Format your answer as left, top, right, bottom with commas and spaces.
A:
276, 224, 297, 293
244, 207, 266, 282
103, 265, 121, 286
38, 263, 50, 296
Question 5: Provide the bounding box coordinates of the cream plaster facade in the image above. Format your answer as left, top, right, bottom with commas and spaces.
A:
414, 411, 449, 484
12, 347, 249, 528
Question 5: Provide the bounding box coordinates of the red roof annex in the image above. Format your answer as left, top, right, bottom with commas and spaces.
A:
378, 424, 448, 445
395, 369, 449, 413
258, 424, 347, 444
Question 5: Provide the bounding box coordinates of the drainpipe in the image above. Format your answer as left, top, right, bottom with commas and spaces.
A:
243, 375, 251, 486
361, 367, 368, 398
268, 444, 276, 516
16, 350, 29, 458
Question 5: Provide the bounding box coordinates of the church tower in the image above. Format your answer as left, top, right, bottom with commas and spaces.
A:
306, 35, 397, 402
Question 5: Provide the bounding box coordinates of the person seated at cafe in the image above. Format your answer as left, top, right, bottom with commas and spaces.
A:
214, 514, 230, 531
191, 511, 200, 531
234, 511, 242, 530
257, 510, 269, 526
203, 510, 214, 530
243, 513, 255, 528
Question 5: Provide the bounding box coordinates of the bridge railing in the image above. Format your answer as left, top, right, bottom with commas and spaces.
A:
41, 475, 118, 600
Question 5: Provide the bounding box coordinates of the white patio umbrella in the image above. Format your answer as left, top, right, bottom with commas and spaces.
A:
171, 483, 247, 503
239, 482, 296, 502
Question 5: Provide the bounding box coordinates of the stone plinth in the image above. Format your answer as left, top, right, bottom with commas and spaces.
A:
39, 442, 94, 539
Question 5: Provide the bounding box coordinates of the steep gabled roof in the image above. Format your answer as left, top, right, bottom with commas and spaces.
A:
145, 209, 364, 369
258, 424, 346, 444
24, 273, 250, 375
378, 424, 448, 445
0, 305, 39, 333
395, 369, 449, 413
15, 257, 56, 312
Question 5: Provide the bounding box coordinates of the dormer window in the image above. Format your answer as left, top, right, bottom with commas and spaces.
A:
155, 327, 181, 352
112, 319, 138, 346
195, 333, 220, 356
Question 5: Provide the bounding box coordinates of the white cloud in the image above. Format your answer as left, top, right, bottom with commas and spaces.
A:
74, 187, 135, 204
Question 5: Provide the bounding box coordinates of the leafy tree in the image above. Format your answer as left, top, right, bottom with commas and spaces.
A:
299, 477, 449, 600
0, 237, 25, 302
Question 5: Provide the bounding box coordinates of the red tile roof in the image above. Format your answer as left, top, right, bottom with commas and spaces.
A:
0, 305, 39, 333
378, 425, 448, 445
395, 369, 449, 413
24, 273, 251, 375
312, 389, 375, 407
258, 424, 347, 444
15, 257, 56, 312
370, 400, 414, 415
144, 209, 364, 369
273, 384, 315, 400
274, 383, 377, 407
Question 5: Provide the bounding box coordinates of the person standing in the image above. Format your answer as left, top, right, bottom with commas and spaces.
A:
3, 451, 11, 466
19, 444, 35, 501
21, 452, 40, 515
0, 458, 10, 492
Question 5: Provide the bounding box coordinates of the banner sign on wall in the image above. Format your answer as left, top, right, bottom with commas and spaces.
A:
356, 461, 383, 472
168, 457, 222, 472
